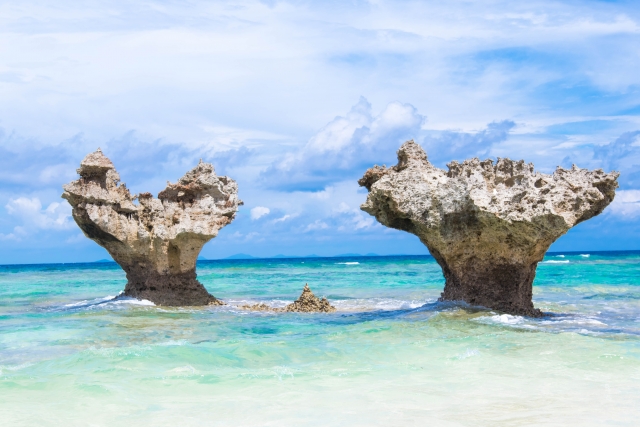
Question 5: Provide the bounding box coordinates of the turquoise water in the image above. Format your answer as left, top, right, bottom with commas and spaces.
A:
1, 253, 639, 426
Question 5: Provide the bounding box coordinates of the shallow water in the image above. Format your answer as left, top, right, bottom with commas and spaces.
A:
1, 253, 639, 426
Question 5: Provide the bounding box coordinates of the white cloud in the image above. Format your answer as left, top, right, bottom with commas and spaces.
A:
335, 202, 375, 231
262, 97, 425, 189
273, 214, 292, 223
608, 190, 640, 218
5, 197, 73, 231
0, 230, 21, 241
305, 220, 329, 232
250, 206, 270, 220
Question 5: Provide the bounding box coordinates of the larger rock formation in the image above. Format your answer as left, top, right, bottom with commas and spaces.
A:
359, 140, 619, 316
62, 149, 242, 306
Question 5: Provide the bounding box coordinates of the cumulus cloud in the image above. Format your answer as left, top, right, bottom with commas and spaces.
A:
5, 197, 73, 236
250, 206, 270, 220
305, 220, 329, 232
594, 131, 640, 171
261, 97, 425, 191
335, 202, 374, 231
608, 190, 640, 219
421, 120, 516, 165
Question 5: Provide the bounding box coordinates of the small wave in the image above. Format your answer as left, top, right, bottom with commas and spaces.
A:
555, 255, 565, 258
477, 314, 526, 325
64, 295, 117, 308
542, 260, 570, 264
332, 298, 428, 311
336, 262, 359, 265
541, 317, 605, 326
580, 254, 590, 258
60, 294, 154, 311
110, 297, 155, 306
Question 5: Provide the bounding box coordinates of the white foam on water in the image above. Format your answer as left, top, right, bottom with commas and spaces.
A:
336, 262, 360, 265
109, 297, 155, 306
490, 314, 525, 324
226, 299, 292, 311
169, 365, 196, 374
456, 349, 480, 360
157, 340, 188, 346
580, 254, 590, 258
542, 317, 605, 326
332, 298, 427, 311
542, 260, 570, 264
555, 255, 566, 258
64, 295, 117, 307
0, 362, 33, 376
63, 294, 155, 310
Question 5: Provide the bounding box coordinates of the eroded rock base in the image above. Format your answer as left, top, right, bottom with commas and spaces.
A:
437, 262, 542, 317
122, 268, 223, 306
241, 284, 336, 313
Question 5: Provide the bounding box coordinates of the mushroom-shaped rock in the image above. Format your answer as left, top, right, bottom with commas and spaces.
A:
358, 140, 619, 316
62, 149, 243, 306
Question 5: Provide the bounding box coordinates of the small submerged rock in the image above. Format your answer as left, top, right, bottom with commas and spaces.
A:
241, 284, 336, 313
240, 303, 274, 312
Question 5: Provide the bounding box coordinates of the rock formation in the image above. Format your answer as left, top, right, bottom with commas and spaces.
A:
359, 140, 619, 316
62, 149, 242, 306
241, 284, 336, 313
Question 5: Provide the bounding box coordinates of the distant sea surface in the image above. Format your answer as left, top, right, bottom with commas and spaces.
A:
1, 253, 639, 426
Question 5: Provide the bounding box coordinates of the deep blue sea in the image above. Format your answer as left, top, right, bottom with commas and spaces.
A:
1, 252, 639, 426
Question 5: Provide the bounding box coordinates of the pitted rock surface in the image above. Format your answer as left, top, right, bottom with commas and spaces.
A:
359, 140, 619, 316
241, 284, 336, 313
62, 149, 242, 306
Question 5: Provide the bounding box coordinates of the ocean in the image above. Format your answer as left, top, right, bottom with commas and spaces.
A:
1, 252, 639, 426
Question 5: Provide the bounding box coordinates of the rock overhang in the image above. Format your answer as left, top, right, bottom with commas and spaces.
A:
358, 140, 619, 316
62, 149, 242, 306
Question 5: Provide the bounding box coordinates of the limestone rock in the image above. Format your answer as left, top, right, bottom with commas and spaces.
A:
62, 149, 242, 306
359, 140, 619, 316
240, 303, 274, 312
241, 284, 336, 313
283, 284, 336, 313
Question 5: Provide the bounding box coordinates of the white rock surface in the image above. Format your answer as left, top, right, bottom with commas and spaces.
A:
359, 140, 619, 316
62, 149, 242, 305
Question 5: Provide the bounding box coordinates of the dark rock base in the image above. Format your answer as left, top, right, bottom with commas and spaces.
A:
122, 268, 223, 306
437, 261, 543, 317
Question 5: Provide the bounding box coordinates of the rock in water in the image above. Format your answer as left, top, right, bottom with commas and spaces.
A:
358, 140, 619, 316
62, 149, 242, 306
240, 284, 336, 313
283, 284, 336, 313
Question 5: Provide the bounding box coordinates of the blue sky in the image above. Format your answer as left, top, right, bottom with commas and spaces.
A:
1, 0, 639, 263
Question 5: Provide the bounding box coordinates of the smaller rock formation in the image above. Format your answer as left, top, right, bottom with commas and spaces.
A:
359, 140, 619, 316
283, 284, 337, 313
62, 149, 242, 306
241, 284, 336, 313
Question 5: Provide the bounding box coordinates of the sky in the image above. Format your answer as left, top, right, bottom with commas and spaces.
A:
1, 0, 639, 263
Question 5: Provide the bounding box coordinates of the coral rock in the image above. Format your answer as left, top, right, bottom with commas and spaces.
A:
241, 284, 336, 313
359, 140, 619, 316
283, 284, 336, 313
62, 149, 242, 306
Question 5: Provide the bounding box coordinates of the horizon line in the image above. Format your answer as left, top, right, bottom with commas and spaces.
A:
2, 249, 640, 267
